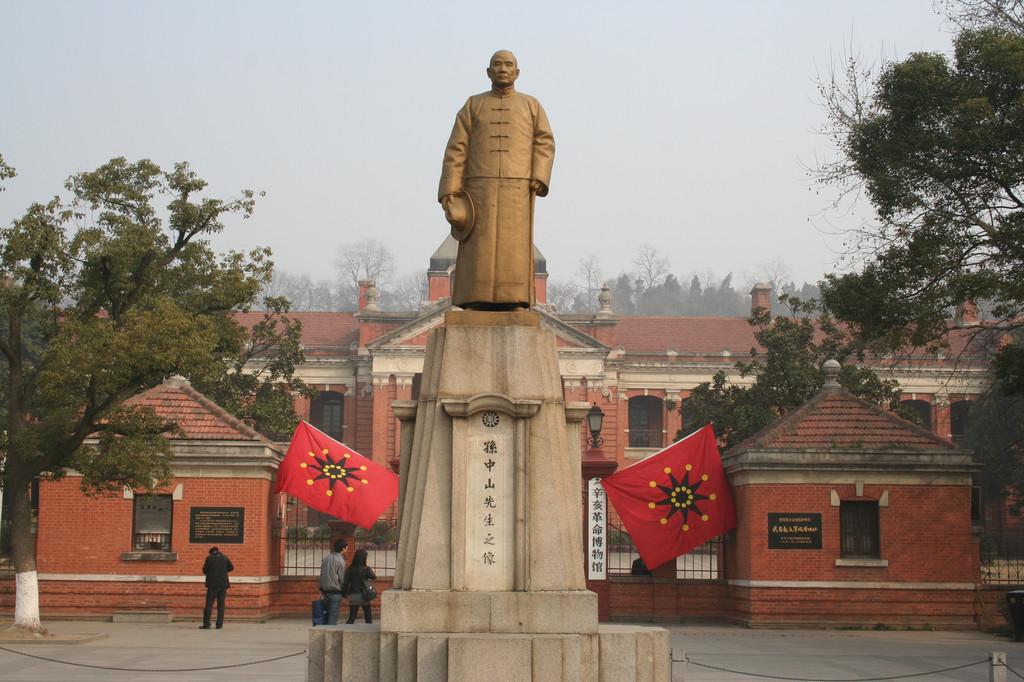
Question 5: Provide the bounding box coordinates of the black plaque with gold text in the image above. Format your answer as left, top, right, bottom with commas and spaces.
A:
190, 507, 245, 544
768, 513, 822, 549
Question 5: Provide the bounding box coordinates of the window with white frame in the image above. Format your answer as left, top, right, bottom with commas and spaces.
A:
133, 495, 172, 551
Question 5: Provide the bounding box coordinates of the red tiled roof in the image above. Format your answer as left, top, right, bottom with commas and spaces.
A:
230, 310, 997, 363
611, 317, 994, 361
126, 378, 266, 441
235, 312, 361, 351
729, 387, 958, 454
613, 317, 760, 355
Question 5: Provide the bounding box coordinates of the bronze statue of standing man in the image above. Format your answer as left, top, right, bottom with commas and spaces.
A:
439, 50, 555, 310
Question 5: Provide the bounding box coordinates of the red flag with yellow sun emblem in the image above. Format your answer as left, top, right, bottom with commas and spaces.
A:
601, 424, 736, 570
275, 421, 399, 529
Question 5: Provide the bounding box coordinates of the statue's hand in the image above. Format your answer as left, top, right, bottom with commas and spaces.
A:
529, 180, 544, 193
440, 194, 455, 219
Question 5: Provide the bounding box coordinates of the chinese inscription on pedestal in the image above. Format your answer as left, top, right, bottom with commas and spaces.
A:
466, 410, 514, 590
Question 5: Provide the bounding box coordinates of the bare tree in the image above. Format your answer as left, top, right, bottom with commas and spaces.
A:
631, 244, 670, 292
938, 0, 1024, 33
380, 271, 428, 311
334, 238, 396, 293
546, 279, 580, 313
263, 270, 347, 311
575, 255, 604, 301
749, 259, 793, 292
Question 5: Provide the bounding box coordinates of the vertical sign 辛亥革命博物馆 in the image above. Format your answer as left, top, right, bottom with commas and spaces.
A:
588, 478, 607, 580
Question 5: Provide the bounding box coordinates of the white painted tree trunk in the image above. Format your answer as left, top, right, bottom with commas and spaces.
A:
14, 570, 41, 630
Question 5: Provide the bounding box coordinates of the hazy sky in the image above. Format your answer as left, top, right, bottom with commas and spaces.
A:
1, 1, 955, 292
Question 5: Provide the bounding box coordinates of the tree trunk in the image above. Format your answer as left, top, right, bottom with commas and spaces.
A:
10, 480, 40, 631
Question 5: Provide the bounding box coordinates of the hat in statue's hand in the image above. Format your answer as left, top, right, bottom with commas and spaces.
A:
444, 191, 475, 242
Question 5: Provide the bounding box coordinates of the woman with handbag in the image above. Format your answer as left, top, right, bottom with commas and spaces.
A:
341, 548, 377, 624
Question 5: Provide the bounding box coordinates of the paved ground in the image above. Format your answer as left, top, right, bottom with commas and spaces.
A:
0, 619, 308, 682
0, 618, 1022, 681
671, 625, 1023, 680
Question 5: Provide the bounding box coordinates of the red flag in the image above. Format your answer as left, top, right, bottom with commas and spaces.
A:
601, 424, 736, 570
275, 421, 399, 529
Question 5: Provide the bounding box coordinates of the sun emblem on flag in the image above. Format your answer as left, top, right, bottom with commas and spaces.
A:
300, 448, 369, 497
647, 464, 718, 532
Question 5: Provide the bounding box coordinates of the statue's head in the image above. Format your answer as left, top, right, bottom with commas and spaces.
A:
487, 50, 519, 88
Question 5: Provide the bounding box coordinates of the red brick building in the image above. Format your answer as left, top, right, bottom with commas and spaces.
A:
722, 365, 978, 628
1, 239, 1006, 626
29, 376, 286, 621
267, 240, 991, 483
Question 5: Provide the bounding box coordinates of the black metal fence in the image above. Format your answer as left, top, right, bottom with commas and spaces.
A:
676, 536, 722, 580
354, 519, 397, 578
279, 499, 397, 577
980, 534, 1024, 585
280, 514, 331, 576
606, 521, 723, 580
627, 429, 663, 448
607, 523, 642, 575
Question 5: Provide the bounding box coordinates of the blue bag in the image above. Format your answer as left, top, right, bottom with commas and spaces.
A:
312, 598, 328, 626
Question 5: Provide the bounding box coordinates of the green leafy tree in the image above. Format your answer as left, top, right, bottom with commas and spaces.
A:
964, 388, 1024, 513
817, 11, 1024, 386
682, 297, 910, 448
962, 328, 1024, 513
815, 2, 1024, 519
191, 296, 313, 441
0, 157, 305, 630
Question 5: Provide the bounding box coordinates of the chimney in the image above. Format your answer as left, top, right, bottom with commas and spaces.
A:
750, 283, 772, 314
427, 267, 452, 302
534, 272, 548, 305
357, 280, 380, 313
954, 300, 979, 326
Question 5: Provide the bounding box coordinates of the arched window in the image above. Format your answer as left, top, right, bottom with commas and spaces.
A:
310, 391, 344, 441
900, 399, 933, 431
950, 400, 972, 444
628, 395, 664, 448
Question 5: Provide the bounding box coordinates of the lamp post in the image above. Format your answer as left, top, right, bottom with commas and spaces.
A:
582, 403, 617, 480
586, 403, 604, 449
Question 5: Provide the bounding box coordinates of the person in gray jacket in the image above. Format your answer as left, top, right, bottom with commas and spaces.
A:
318, 539, 347, 625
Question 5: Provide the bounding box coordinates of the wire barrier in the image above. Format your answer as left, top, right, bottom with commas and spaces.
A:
0, 645, 306, 673
672, 654, 994, 681
0, 644, 1017, 679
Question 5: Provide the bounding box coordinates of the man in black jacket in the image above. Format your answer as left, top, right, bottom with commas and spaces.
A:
200, 546, 234, 629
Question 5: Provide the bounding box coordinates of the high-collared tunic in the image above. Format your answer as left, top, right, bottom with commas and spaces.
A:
439, 89, 554, 307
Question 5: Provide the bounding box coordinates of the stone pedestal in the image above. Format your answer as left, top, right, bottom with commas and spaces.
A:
308, 311, 669, 681
308, 624, 669, 682
393, 311, 585, 594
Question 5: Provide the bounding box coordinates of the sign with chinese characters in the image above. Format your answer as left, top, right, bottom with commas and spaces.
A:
189, 507, 245, 544
587, 478, 607, 580
465, 410, 514, 590
767, 513, 822, 549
